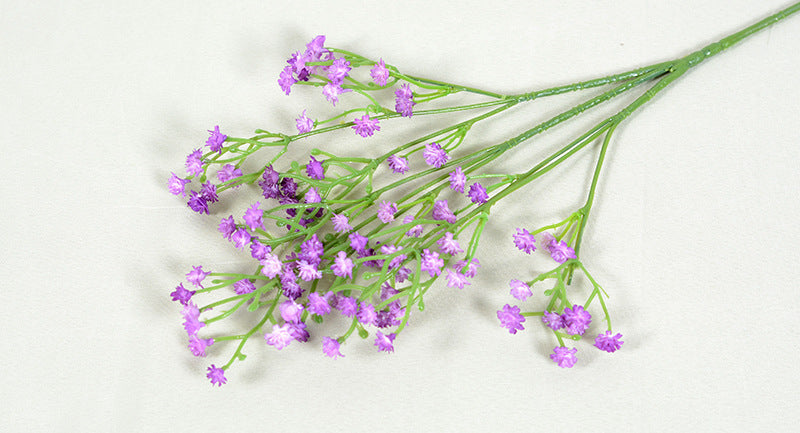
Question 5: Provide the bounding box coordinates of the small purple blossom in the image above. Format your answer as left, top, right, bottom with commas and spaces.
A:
199, 182, 218, 204
394, 83, 415, 117
296, 110, 314, 134
550, 240, 577, 264
542, 310, 565, 330
296, 260, 322, 281
497, 304, 525, 334
562, 305, 592, 336
307, 292, 332, 316
550, 346, 578, 368
280, 269, 303, 300
187, 190, 209, 214
420, 249, 444, 277
206, 125, 227, 154
250, 240, 271, 260
260, 253, 283, 278
331, 213, 352, 233
243, 202, 265, 231
512, 228, 537, 254
394, 266, 412, 283
170, 283, 195, 305
326, 57, 351, 83
403, 215, 423, 237
186, 265, 211, 288
185, 149, 204, 176
303, 187, 322, 205
380, 244, 407, 269
168, 173, 191, 197
448, 167, 466, 193
594, 331, 624, 353
436, 232, 463, 255
322, 82, 346, 105
231, 227, 252, 250
431, 199, 456, 224
336, 295, 357, 317
217, 164, 243, 185
206, 364, 226, 386
387, 154, 409, 174
349, 232, 369, 254
265, 324, 294, 350
370, 58, 390, 86
278, 65, 296, 95
218, 216, 236, 240
445, 269, 470, 289
331, 251, 354, 279
377, 200, 397, 223
279, 177, 298, 197
467, 183, 489, 204
423, 142, 449, 168
280, 300, 304, 323
182, 302, 205, 337
189, 335, 214, 357
374, 331, 396, 353
322, 337, 344, 359
299, 234, 324, 264
233, 279, 256, 295
352, 114, 380, 137
454, 258, 481, 278
509, 279, 532, 301
357, 301, 377, 326
288, 321, 309, 342
306, 156, 325, 180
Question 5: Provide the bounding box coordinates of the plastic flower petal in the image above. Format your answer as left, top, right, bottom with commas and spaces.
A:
550, 346, 578, 368
594, 331, 624, 353
497, 304, 525, 334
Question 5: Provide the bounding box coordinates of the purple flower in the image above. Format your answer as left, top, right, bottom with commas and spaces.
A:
403, 215, 423, 237
370, 58, 390, 86
454, 258, 481, 278
278, 65, 296, 95
331, 251, 354, 279
280, 269, 303, 300
331, 213, 352, 233
189, 335, 214, 357
280, 300, 304, 323
377, 200, 397, 223
395, 266, 412, 283
436, 232, 463, 255
420, 249, 444, 277
182, 302, 205, 336
306, 156, 325, 180
542, 310, 565, 330
357, 301, 377, 326
512, 228, 537, 254
335, 295, 357, 317
431, 199, 456, 224
380, 244, 407, 269
307, 292, 332, 316
550, 240, 577, 264
168, 173, 191, 197
467, 183, 489, 204
594, 331, 624, 353
540, 232, 556, 251
199, 182, 218, 204
296, 260, 322, 281
508, 279, 532, 301
185, 149, 204, 176
231, 227, 252, 250
448, 167, 466, 193
423, 142, 449, 168
322, 337, 344, 359
233, 279, 256, 295
296, 110, 314, 134
387, 154, 409, 174
217, 164, 243, 185
260, 253, 283, 278
445, 269, 470, 289
299, 234, 324, 264
305, 35, 326, 59
250, 240, 271, 260
288, 321, 309, 342
394, 83, 415, 117
562, 304, 592, 336
243, 202, 264, 231
206, 125, 227, 154
265, 324, 294, 350
187, 190, 209, 214
550, 346, 578, 368
280, 177, 298, 197
352, 114, 380, 137
374, 331, 396, 353
186, 265, 211, 288
206, 364, 227, 386
302, 187, 321, 205
218, 216, 236, 240
170, 283, 195, 305
349, 232, 369, 254
326, 57, 351, 83
322, 82, 346, 106
497, 304, 525, 334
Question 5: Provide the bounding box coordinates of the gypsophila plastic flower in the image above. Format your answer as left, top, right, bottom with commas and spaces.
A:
265, 324, 294, 350
327, 57, 351, 83
206, 364, 226, 386
182, 302, 205, 336
436, 232, 463, 255
199, 182, 218, 204
497, 304, 525, 334
387, 154, 409, 174
374, 331, 396, 353
512, 228, 536, 254
445, 269, 470, 289
185, 149, 204, 176
231, 227, 252, 250
331, 251, 354, 278
170, 283, 195, 305
394, 83, 415, 117
187, 190, 209, 214
206, 125, 226, 154
307, 292, 332, 316
594, 331, 624, 353
420, 249, 444, 277
454, 258, 480, 278
467, 183, 489, 204
549, 240, 577, 263
189, 335, 214, 357
233, 279, 256, 295
331, 213, 352, 233
243, 202, 265, 231
280, 300, 304, 323
168, 173, 191, 197
423, 142, 449, 168
377, 200, 397, 223
259, 253, 282, 278
250, 240, 271, 260
562, 304, 592, 335
403, 215, 423, 237
336, 295, 358, 317
278, 65, 296, 95
296, 110, 314, 134
322, 82, 345, 105
216, 164, 242, 185
370, 58, 389, 86
186, 265, 211, 288
550, 347, 578, 368
352, 114, 380, 137
448, 166, 466, 193
508, 279, 532, 301
218, 215, 235, 240
431, 199, 456, 224
322, 337, 344, 359
357, 302, 377, 326
306, 155, 324, 180
542, 310, 565, 330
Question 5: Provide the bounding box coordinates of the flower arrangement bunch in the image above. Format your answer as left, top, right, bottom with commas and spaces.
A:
167, 4, 800, 385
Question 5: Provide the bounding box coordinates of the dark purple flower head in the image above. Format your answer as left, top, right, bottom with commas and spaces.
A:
374, 331, 396, 353
206, 125, 227, 154
280, 177, 298, 197
322, 337, 344, 359
306, 156, 325, 180
395, 266, 412, 283
370, 58, 390, 86
186, 265, 211, 288
250, 239, 271, 260
497, 304, 525, 334
187, 190, 209, 214
170, 283, 195, 305
217, 164, 243, 186
387, 154, 409, 174
448, 167, 466, 193
352, 114, 380, 137
281, 278, 304, 300
513, 228, 537, 254
200, 181, 218, 204
218, 215, 236, 240
467, 183, 489, 204
168, 173, 191, 197
185, 149, 204, 177
300, 234, 324, 264
262, 164, 280, 186
288, 321, 309, 342
550, 346, 578, 368
336, 295, 358, 317
189, 335, 214, 357
206, 364, 227, 386
594, 331, 624, 353
423, 142, 449, 168
562, 304, 592, 336
431, 199, 456, 224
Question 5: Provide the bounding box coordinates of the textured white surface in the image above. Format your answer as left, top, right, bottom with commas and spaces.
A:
2, 1, 799, 431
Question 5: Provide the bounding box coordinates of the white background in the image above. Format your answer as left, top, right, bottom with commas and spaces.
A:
2, 1, 799, 431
